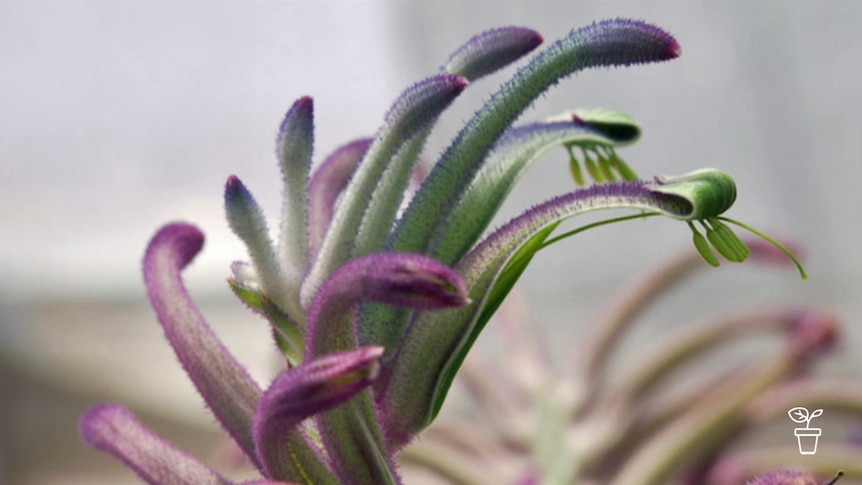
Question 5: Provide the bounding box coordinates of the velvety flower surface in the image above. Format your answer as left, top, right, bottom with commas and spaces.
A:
79, 17, 830, 485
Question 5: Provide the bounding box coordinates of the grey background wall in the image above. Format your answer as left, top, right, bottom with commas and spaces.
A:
2, 1, 860, 483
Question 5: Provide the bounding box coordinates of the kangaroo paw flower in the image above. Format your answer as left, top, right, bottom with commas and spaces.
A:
143, 222, 262, 466
253, 347, 383, 483
80, 404, 235, 485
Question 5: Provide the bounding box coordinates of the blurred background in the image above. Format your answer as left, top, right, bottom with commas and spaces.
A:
1, 1, 860, 483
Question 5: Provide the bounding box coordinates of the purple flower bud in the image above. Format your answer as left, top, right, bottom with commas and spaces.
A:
306, 252, 470, 358
275, 96, 315, 292
443, 26, 543, 80
225, 175, 295, 320
253, 347, 383, 481
143, 222, 262, 466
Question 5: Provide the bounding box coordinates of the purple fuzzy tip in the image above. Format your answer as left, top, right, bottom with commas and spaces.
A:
384, 74, 469, 127
306, 252, 470, 359
444, 26, 544, 80
253, 347, 384, 480
146, 222, 205, 270
610, 18, 681, 60
579, 18, 682, 67
225, 174, 247, 196
80, 403, 231, 484
278, 96, 314, 136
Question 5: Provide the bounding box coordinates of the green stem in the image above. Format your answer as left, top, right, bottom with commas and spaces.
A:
718, 216, 807, 279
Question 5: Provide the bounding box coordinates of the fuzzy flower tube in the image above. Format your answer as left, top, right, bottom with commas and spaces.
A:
79, 18, 822, 485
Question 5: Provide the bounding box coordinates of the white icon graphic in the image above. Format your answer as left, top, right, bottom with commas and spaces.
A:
788, 406, 823, 455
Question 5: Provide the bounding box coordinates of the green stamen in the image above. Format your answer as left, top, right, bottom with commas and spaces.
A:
594, 148, 617, 182
566, 145, 586, 186
702, 219, 743, 262
689, 221, 720, 267
605, 147, 638, 181
583, 150, 605, 183
702, 220, 732, 261
710, 218, 750, 261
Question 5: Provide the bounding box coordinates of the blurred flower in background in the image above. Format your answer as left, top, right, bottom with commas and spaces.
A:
402, 243, 860, 484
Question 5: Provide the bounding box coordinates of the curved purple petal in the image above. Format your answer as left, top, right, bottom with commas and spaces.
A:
80, 403, 235, 485
143, 222, 262, 467
306, 252, 469, 359
253, 346, 383, 482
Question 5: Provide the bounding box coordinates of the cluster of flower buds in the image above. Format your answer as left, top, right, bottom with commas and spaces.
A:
78, 17, 842, 485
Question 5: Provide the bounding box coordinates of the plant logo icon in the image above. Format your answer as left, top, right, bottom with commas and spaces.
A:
788, 406, 823, 455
